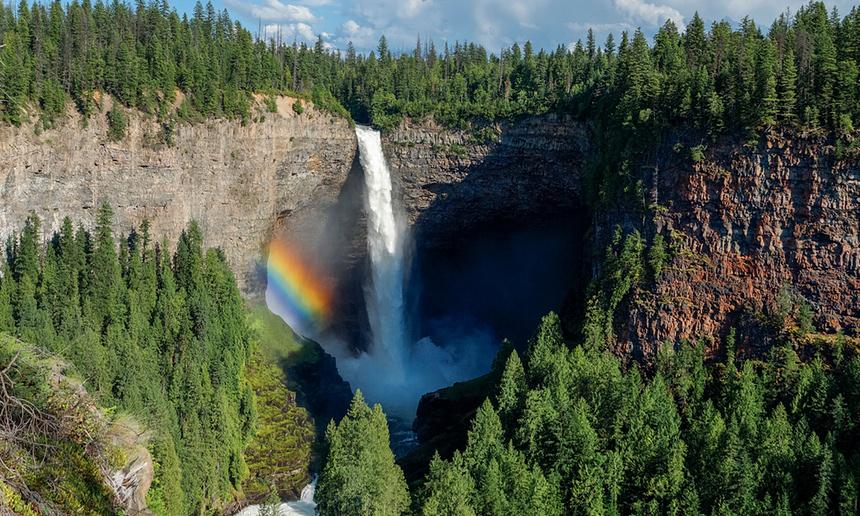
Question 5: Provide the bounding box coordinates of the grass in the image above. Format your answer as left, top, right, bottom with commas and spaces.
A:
247, 304, 319, 368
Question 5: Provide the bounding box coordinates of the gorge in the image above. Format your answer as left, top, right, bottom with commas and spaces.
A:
2, 92, 860, 516
4, 98, 859, 414
5, 0, 860, 511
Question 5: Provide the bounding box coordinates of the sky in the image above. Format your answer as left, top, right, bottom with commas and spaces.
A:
173, 0, 858, 53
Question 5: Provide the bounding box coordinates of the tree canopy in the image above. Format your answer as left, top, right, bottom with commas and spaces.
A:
1, 1, 859, 135
316, 390, 410, 515
0, 207, 255, 514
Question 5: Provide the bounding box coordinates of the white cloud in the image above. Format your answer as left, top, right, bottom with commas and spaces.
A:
263, 22, 318, 42
398, 0, 432, 19
614, 0, 685, 29
235, 0, 860, 55
334, 19, 377, 50
239, 0, 318, 23
566, 21, 635, 46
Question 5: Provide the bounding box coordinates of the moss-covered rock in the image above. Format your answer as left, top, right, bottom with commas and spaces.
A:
0, 334, 150, 515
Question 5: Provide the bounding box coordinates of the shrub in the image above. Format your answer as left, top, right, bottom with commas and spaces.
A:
292, 99, 304, 115
39, 79, 66, 129
311, 85, 351, 120
369, 91, 402, 131
690, 144, 706, 163
648, 233, 668, 282
107, 105, 128, 142
264, 95, 278, 113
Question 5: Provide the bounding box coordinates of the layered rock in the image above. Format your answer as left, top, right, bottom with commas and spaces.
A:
382, 115, 589, 248
621, 130, 860, 358
5, 106, 857, 362
0, 97, 356, 293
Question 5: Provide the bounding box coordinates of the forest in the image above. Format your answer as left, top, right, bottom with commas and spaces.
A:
0, 206, 255, 514
1, 0, 859, 136
318, 313, 860, 515
1, 0, 859, 514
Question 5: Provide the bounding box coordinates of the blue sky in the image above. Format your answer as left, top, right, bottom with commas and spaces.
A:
173, 0, 858, 53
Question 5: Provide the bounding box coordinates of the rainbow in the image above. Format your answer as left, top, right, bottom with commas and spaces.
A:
265, 239, 331, 335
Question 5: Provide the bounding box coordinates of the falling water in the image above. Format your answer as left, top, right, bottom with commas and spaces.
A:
269, 125, 494, 421
356, 125, 408, 380
235, 479, 316, 516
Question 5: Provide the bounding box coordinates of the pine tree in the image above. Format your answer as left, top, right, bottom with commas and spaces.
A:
684, 13, 707, 68
756, 39, 779, 125
496, 350, 526, 431
316, 390, 409, 516
420, 453, 476, 516
86, 203, 123, 331
527, 312, 565, 386
778, 48, 798, 121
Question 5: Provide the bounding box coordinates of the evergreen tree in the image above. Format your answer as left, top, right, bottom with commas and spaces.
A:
316, 391, 409, 516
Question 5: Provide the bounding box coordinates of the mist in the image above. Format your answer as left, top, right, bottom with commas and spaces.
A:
265, 126, 582, 422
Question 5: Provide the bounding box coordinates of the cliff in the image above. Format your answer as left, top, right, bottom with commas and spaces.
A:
382, 114, 589, 248
4, 107, 857, 358
0, 96, 356, 294
618, 130, 860, 359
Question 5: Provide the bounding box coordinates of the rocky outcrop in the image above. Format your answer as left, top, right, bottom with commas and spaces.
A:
0, 335, 153, 515
0, 96, 356, 294
382, 115, 589, 248
620, 130, 860, 359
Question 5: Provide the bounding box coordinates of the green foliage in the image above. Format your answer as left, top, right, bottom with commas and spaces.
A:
419, 399, 562, 515
1, 481, 37, 516
259, 487, 284, 516
583, 228, 645, 348
242, 341, 314, 500
775, 285, 818, 336
690, 144, 706, 163
292, 100, 304, 115
1, 207, 254, 514
411, 314, 860, 514
648, 233, 668, 282
264, 95, 278, 113
0, 336, 118, 515
107, 105, 128, 142
316, 391, 409, 516
3, 0, 860, 137
312, 86, 351, 120
39, 79, 66, 129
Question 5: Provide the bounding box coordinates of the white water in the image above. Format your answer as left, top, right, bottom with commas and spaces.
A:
356, 125, 408, 379
236, 480, 316, 516
322, 126, 495, 419
264, 125, 495, 419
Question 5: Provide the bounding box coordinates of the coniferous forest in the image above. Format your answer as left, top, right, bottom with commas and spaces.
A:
1, 0, 860, 515
1, 0, 859, 135
0, 206, 254, 514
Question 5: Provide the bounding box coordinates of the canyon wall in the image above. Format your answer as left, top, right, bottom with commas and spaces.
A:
4, 107, 857, 359
382, 115, 589, 248
0, 97, 356, 293
619, 130, 860, 359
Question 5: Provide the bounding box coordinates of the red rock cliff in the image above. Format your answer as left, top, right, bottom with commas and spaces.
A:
620, 130, 859, 359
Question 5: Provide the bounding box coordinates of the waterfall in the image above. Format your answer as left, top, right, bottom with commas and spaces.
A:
298, 479, 316, 504
264, 124, 492, 421
356, 125, 408, 380
234, 478, 316, 516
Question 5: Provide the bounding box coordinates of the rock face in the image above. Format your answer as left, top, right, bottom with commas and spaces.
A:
382, 115, 589, 248
325, 115, 591, 350
619, 130, 860, 359
0, 97, 356, 294
4, 106, 857, 361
